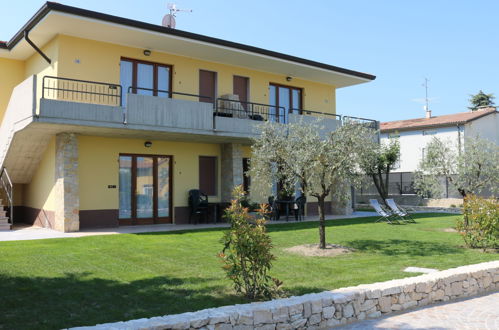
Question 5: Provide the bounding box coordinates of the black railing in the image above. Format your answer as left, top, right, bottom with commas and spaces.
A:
127, 86, 212, 103
290, 108, 342, 121
343, 115, 379, 129
42, 76, 122, 106
216, 98, 286, 122
0, 167, 13, 225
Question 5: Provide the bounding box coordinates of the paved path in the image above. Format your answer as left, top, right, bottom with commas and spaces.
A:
337, 291, 499, 330
0, 211, 377, 241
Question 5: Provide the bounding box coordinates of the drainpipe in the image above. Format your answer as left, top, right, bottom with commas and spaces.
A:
24, 30, 51, 64
457, 124, 463, 155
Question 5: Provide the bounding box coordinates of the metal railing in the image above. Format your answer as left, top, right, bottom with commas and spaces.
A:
127, 86, 213, 103
216, 98, 286, 122
359, 172, 416, 196
0, 167, 13, 224
290, 108, 342, 121
343, 115, 379, 129
42, 76, 122, 106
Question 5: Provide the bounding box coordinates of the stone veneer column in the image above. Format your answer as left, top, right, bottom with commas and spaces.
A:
221, 143, 243, 202
54, 133, 79, 232
331, 184, 354, 216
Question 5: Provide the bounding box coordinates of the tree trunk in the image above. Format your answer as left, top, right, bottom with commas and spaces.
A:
317, 196, 326, 249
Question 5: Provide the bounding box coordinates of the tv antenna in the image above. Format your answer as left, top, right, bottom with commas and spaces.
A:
162, 3, 192, 29
422, 77, 430, 112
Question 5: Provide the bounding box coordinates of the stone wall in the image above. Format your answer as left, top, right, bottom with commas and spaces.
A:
72, 261, 499, 330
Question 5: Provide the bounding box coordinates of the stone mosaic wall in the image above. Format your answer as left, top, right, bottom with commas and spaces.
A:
55, 132, 79, 232
72, 261, 499, 330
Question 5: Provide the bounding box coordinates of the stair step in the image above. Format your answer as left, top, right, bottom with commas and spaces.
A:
0, 218, 9, 224
0, 223, 11, 231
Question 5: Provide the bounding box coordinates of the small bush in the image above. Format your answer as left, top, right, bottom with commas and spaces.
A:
457, 195, 499, 250
218, 186, 283, 300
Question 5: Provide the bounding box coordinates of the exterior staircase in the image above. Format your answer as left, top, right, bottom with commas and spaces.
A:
0, 200, 11, 231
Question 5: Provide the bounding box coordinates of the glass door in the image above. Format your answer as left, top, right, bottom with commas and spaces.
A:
119, 154, 172, 225
269, 84, 302, 123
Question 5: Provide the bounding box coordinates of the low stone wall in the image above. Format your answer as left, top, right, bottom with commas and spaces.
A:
356, 203, 462, 214
72, 261, 499, 330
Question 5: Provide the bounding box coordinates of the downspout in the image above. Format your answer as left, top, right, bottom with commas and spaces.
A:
24, 30, 51, 64
457, 124, 463, 156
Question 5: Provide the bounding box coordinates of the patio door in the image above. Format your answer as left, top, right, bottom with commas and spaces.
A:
269, 83, 302, 123
119, 154, 172, 225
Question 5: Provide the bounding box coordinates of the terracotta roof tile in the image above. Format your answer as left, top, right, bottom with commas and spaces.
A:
381, 108, 497, 132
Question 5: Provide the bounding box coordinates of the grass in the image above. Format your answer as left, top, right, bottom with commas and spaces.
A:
0, 213, 497, 329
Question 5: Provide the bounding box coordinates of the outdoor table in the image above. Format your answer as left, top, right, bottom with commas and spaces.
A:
275, 200, 297, 221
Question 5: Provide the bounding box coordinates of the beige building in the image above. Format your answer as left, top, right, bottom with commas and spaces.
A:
0, 2, 375, 231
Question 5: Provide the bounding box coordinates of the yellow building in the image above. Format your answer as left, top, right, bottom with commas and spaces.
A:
0, 2, 375, 232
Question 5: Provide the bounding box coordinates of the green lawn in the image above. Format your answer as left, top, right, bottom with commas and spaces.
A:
0, 213, 497, 329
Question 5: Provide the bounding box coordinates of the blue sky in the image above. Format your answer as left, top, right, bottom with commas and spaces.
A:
1, 0, 498, 122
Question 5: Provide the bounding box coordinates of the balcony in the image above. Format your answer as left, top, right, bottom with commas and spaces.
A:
37, 76, 376, 140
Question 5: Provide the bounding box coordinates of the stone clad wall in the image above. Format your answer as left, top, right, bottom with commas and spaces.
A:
72, 261, 499, 330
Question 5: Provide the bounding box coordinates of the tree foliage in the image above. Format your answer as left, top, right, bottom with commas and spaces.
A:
359, 139, 400, 205
219, 186, 282, 300
414, 136, 499, 198
249, 119, 376, 249
468, 90, 495, 111
457, 195, 498, 250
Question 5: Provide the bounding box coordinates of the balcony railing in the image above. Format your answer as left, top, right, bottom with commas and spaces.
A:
290, 108, 342, 121
216, 98, 286, 123
342, 115, 379, 130
40, 76, 378, 128
42, 76, 122, 106
127, 86, 212, 103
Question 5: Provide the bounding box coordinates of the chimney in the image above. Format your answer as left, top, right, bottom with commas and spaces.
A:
424, 105, 432, 118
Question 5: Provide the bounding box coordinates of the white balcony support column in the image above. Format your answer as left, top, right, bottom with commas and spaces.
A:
221, 143, 244, 203
54, 133, 79, 232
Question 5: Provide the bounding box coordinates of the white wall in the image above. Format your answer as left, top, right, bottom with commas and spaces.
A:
381, 126, 460, 173
464, 112, 499, 144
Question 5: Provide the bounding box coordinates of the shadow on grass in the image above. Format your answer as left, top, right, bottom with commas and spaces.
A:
133, 213, 457, 237
0, 272, 244, 330
345, 239, 464, 256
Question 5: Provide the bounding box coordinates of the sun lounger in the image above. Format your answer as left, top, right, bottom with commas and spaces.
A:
369, 199, 401, 224
386, 199, 416, 223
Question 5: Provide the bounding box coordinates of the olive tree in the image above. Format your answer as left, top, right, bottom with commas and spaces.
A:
414, 136, 499, 198
359, 139, 400, 206
249, 119, 376, 249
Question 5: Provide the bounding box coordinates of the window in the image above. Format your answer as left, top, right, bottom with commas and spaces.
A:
388, 132, 400, 139
120, 58, 172, 105
199, 156, 217, 196
269, 83, 302, 123
423, 130, 437, 136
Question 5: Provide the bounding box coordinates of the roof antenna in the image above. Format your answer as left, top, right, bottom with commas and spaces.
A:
422, 77, 431, 118
162, 3, 192, 29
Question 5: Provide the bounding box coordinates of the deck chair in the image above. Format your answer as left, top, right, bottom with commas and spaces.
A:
369, 199, 401, 224
386, 199, 416, 223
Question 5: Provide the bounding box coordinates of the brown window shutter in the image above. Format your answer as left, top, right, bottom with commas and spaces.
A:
199, 156, 217, 196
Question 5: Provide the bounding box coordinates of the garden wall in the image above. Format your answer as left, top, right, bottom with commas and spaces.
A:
72, 261, 499, 330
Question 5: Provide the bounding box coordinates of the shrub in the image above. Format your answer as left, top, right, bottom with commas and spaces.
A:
457, 195, 499, 250
218, 186, 283, 300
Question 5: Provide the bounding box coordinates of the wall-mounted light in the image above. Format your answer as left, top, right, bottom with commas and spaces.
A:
144, 141, 152, 148
286, 76, 293, 82
143, 49, 152, 56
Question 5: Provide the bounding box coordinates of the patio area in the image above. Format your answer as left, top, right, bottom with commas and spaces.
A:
0, 211, 377, 241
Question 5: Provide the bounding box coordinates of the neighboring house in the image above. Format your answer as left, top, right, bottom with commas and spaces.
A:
0, 2, 375, 232
381, 107, 498, 173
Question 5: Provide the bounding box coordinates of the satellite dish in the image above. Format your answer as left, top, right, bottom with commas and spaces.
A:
162, 14, 176, 28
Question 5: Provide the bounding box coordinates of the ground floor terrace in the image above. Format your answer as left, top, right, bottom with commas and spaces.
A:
11, 133, 346, 232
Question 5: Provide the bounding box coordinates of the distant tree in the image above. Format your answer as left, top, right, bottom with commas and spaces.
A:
468, 90, 495, 111
249, 119, 375, 249
360, 139, 400, 206
414, 136, 499, 198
